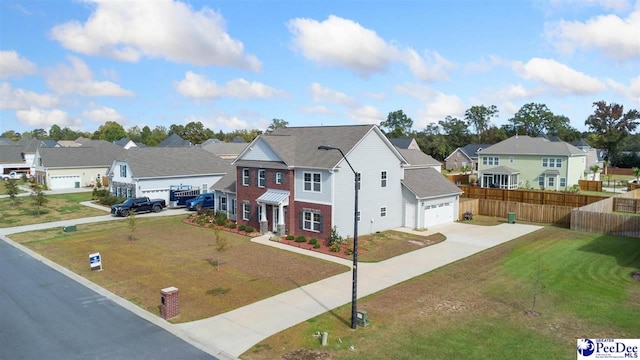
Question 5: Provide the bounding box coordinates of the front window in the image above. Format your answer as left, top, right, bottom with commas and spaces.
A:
548, 177, 555, 187
242, 201, 250, 220
380, 206, 387, 217
304, 172, 321, 192
560, 177, 566, 188
482, 156, 499, 166
303, 211, 321, 232
542, 158, 563, 168
381, 171, 387, 187
242, 168, 250, 186
220, 196, 227, 211
126, 188, 132, 199
258, 169, 266, 188
275, 172, 283, 184
120, 165, 127, 177
538, 176, 544, 187
201, 184, 207, 193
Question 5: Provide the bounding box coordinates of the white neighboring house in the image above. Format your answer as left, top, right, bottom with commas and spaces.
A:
107, 147, 232, 204
33, 140, 123, 190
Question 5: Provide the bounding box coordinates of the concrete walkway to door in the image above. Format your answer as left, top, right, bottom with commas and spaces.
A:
177, 222, 542, 357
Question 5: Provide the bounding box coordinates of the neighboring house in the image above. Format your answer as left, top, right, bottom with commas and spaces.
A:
113, 138, 139, 149
389, 138, 420, 150
158, 134, 192, 147
200, 138, 221, 146
34, 140, 123, 189
0, 138, 57, 176
107, 147, 230, 204
233, 124, 461, 238
201, 141, 248, 160
444, 144, 491, 173
571, 139, 605, 179
211, 172, 237, 221
477, 135, 586, 190
396, 148, 442, 172
57, 140, 82, 147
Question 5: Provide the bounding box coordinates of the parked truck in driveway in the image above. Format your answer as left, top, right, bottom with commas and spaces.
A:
1, 171, 22, 180
111, 197, 166, 217
185, 193, 215, 211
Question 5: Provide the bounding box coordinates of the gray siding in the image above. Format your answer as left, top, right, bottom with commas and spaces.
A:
242, 139, 280, 161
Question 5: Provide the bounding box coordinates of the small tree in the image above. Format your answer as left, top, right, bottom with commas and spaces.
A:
460, 165, 471, 175
128, 209, 137, 243
213, 228, 231, 271
30, 183, 48, 215
590, 165, 600, 180
5, 179, 19, 205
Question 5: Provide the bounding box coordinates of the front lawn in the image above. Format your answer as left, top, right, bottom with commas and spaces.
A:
243, 227, 640, 360
0, 192, 107, 228
9, 216, 349, 323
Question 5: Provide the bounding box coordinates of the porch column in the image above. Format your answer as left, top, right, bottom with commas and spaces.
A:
277, 203, 286, 236
259, 202, 268, 234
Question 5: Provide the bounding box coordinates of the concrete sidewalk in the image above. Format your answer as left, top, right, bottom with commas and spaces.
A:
177, 222, 542, 357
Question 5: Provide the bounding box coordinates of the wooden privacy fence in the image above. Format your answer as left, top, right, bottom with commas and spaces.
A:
571, 189, 640, 237
446, 174, 470, 185
457, 198, 478, 219
578, 180, 602, 192
460, 186, 607, 207
478, 199, 572, 226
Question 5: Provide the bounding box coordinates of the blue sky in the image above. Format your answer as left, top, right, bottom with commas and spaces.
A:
0, 0, 638, 136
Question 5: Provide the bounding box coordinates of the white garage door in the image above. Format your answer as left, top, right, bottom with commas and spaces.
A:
50, 175, 81, 189
141, 189, 170, 204
424, 202, 454, 227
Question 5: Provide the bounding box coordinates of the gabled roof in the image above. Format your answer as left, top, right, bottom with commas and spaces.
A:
115, 147, 230, 178
0, 145, 25, 163
202, 142, 248, 159
158, 133, 192, 147
235, 124, 405, 169
480, 136, 584, 156
402, 168, 463, 199
389, 138, 416, 149
397, 148, 440, 167
481, 165, 520, 175
0, 137, 14, 145
40, 140, 59, 147
16, 137, 43, 153
113, 138, 133, 147
211, 172, 236, 193
200, 138, 221, 146
571, 138, 592, 149
460, 144, 491, 159
37, 142, 124, 168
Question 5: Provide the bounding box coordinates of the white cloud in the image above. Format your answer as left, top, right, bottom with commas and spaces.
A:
300, 105, 334, 114
347, 105, 384, 124
548, 0, 632, 12
0, 51, 37, 79
0, 82, 58, 110
288, 15, 399, 77
545, 4, 640, 61
46, 56, 134, 96
607, 76, 640, 105
415, 93, 466, 128
200, 115, 250, 131
16, 107, 80, 127
49, 0, 261, 70
403, 49, 455, 81
395, 82, 439, 102
175, 72, 286, 99
513, 58, 607, 95
82, 102, 126, 123
309, 82, 357, 107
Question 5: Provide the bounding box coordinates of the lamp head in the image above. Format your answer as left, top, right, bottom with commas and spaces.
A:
318, 145, 337, 151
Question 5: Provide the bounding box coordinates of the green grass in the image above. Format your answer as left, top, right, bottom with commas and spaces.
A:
0, 192, 106, 227
243, 227, 640, 360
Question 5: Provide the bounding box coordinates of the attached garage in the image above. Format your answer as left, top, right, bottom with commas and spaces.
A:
50, 175, 81, 190
140, 189, 170, 204
424, 202, 454, 227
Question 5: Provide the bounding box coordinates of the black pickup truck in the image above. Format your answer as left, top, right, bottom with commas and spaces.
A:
111, 197, 166, 217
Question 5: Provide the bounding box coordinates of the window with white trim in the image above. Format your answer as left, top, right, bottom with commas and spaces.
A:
242, 201, 250, 220
126, 188, 132, 199
542, 158, 562, 168
538, 176, 544, 187
120, 165, 127, 177
560, 177, 566, 188
509, 156, 514, 163
242, 168, 250, 186
202, 184, 207, 193
304, 172, 321, 192
381, 171, 387, 187
275, 172, 283, 185
380, 206, 387, 217
548, 177, 555, 187
482, 156, 500, 166
258, 169, 266, 188
220, 196, 227, 211
303, 210, 321, 232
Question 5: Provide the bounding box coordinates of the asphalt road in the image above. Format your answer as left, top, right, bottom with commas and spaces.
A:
0, 240, 215, 360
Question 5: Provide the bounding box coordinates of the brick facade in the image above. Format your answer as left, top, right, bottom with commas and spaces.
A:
160, 287, 179, 319
292, 201, 333, 239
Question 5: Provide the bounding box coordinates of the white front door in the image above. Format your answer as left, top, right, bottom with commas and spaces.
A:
405, 203, 416, 228
272, 206, 279, 232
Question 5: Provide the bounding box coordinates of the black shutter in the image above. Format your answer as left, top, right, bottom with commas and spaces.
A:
299, 211, 304, 229
319, 214, 324, 234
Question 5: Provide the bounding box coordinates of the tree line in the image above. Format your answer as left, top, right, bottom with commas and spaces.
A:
2, 101, 639, 166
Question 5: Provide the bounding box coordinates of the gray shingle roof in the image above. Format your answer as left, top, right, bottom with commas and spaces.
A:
397, 148, 441, 167
482, 165, 520, 175
480, 136, 584, 156
202, 142, 248, 159
0, 137, 14, 145
158, 134, 192, 147
389, 138, 414, 149
38, 143, 124, 167
211, 172, 236, 193
119, 147, 231, 178
238, 125, 403, 169
402, 168, 463, 199
0, 145, 25, 163
460, 144, 492, 159
113, 138, 132, 147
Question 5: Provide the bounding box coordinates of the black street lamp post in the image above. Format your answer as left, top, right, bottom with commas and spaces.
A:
318, 145, 360, 329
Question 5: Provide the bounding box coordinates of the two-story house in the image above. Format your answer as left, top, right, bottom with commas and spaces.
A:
233, 124, 462, 238
444, 144, 492, 173
477, 135, 586, 190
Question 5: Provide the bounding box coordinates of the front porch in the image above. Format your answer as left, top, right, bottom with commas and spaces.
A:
479, 165, 520, 189
257, 189, 290, 236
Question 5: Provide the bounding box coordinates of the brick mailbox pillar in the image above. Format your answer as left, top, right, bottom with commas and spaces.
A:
160, 287, 179, 320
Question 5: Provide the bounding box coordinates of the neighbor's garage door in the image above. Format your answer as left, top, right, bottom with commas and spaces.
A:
50, 175, 81, 189
141, 189, 170, 205
424, 202, 454, 227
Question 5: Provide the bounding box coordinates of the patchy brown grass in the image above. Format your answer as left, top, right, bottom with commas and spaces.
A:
10, 216, 349, 323
0, 192, 105, 227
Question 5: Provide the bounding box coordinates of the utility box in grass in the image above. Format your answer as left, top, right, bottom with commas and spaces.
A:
161, 287, 179, 320
63, 225, 77, 232
356, 310, 370, 327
